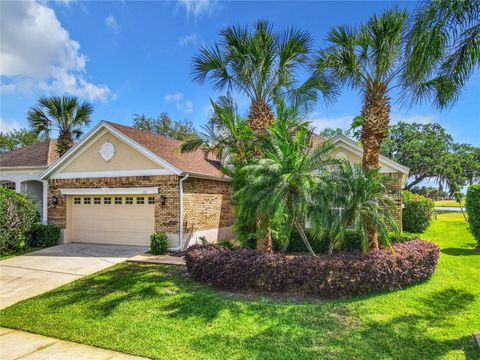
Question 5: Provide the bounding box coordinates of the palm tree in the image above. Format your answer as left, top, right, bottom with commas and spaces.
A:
310, 163, 399, 253
404, 0, 480, 108
192, 20, 335, 133
28, 96, 93, 156
313, 8, 407, 250
235, 103, 336, 255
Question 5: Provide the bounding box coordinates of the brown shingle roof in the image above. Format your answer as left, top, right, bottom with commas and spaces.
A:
106, 122, 224, 178
0, 140, 58, 168
311, 133, 327, 148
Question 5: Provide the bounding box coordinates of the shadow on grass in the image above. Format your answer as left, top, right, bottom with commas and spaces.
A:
441, 246, 480, 256
6, 264, 478, 359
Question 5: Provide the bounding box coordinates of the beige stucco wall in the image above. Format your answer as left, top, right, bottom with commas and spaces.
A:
330, 145, 398, 173
59, 131, 161, 173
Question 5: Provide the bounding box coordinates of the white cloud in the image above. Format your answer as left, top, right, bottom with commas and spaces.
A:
309, 114, 355, 132
164, 92, 184, 102
105, 15, 120, 33
390, 113, 435, 125
176, 100, 194, 114
178, 0, 216, 18
0, 118, 24, 133
0, 0, 110, 101
178, 33, 198, 46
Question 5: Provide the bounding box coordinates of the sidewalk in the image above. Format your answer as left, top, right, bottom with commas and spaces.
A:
0, 327, 147, 360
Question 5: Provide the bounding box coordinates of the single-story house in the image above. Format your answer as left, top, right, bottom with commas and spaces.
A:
0, 121, 409, 250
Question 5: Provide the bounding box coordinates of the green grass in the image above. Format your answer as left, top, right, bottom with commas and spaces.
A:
1, 213, 479, 359
435, 200, 465, 207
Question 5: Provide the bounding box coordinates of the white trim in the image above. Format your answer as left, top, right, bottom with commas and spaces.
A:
185, 172, 231, 182
41, 121, 182, 180
50, 168, 175, 179
59, 187, 159, 195
330, 135, 410, 174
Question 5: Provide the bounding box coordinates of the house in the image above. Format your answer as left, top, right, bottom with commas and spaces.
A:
0, 121, 409, 250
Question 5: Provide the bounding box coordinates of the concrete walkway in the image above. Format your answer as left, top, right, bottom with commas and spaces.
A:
0, 243, 147, 309
0, 327, 147, 359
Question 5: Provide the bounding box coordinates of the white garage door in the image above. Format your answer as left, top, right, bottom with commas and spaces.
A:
70, 195, 155, 246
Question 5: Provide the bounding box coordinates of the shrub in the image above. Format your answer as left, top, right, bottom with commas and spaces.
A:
27, 224, 60, 248
150, 232, 169, 255
466, 184, 480, 247
185, 240, 440, 298
402, 191, 434, 233
0, 188, 37, 255
390, 232, 417, 243
217, 239, 236, 250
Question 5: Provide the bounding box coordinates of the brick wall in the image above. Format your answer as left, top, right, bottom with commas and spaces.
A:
182, 177, 234, 232
48, 175, 233, 235
383, 172, 403, 231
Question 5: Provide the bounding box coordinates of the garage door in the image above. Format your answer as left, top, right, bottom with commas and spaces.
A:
70, 195, 155, 246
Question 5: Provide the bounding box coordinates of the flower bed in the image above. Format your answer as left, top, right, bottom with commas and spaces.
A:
185, 240, 440, 298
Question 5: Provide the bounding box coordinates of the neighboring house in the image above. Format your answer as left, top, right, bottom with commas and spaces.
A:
0, 121, 409, 250
0, 140, 58, 223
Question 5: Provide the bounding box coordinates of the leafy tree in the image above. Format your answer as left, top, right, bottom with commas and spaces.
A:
28, 96, 93, 156
453, 143, 480, 186
381, 122, 454, 189
0, 128, 43, 153
314, 8, 408, 249
317, 127, 351, 139
404, 0, 480, 108
192, 20, 335, 133
133, 113, 200, 141
235, 103, 336, 255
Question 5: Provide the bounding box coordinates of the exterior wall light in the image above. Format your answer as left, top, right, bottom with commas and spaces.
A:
160, 195, 167, 206
52, 196, 58, 206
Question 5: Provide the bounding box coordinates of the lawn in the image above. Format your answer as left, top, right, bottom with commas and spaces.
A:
1, 213, 479, 359
435, 200, 465, 207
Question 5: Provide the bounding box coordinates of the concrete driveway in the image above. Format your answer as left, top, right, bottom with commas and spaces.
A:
0, 243, 147, 310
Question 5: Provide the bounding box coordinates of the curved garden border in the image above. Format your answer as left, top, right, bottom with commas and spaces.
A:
185, 240, 440, 298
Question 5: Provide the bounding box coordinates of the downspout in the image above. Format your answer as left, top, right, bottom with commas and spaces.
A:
168, 173, 189, 252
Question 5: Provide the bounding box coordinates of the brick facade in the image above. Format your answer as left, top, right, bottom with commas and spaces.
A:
48, 175, 233, 235
383, 172, 403, 230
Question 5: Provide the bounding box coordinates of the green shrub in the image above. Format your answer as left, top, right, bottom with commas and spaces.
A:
28, 224, 60, 248
150, 232, 169, 255
0, 188, 37, 255
402, 191, 434, 233
466, 184, 480, 246
217, 239, 236, 249
390, 232, 417, 243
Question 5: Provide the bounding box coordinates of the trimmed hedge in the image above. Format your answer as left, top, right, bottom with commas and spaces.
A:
466, 184, 480, 246
27, 224, 60, 248
150, 232, 169, 255
0, 188, 37, 255
402, 191, 434, 233
185, 240, 440, 298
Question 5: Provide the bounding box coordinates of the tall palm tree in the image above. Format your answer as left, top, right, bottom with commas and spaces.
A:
28, 96, 93, 156
313, 8, 406, 250
404, 0, 480, 108
235, 103, 336, 255
192, 20, 335, 133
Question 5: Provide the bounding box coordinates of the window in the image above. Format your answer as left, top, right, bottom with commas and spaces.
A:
94, 197, 101, 204
83, 197, 91, 204
104, 197, 111, 204
125, 197, 133, 205
1, 182, 15, 190
136, 197, 144, 204
74, 197, 81, 204
148, 196, 155, 204
115, 197, 122, 204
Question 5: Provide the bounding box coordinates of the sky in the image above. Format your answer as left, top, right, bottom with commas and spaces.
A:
1, 0, 479, 147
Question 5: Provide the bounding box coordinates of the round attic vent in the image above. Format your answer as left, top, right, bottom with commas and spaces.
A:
99, 141, 115, 161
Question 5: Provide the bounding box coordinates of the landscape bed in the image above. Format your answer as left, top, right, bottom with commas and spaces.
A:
0, 213, 479, 360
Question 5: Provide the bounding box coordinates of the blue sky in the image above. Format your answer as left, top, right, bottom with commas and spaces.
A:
1, 0, 479, 146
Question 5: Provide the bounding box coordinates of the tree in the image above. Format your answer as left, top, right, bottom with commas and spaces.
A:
404, 0, 480, 108
453, 143, 480, 186
380, 122, 454, 189
133, 113, 200, 141
317, 127, 351, 139
192, 20, 334, 133
234, 102, 337, 255
28, 96, 93, 156
314, 8, 407, 250
0, 129, 43, 153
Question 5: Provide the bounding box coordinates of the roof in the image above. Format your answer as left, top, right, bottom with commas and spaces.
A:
105, 122, 223, 178
311, 133, 327, 148
0, 140, 58, 168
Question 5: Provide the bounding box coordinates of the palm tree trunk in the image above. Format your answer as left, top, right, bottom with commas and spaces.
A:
56, 130, 74, 156
361, 83, 390, 251
256, 216, 273, 252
